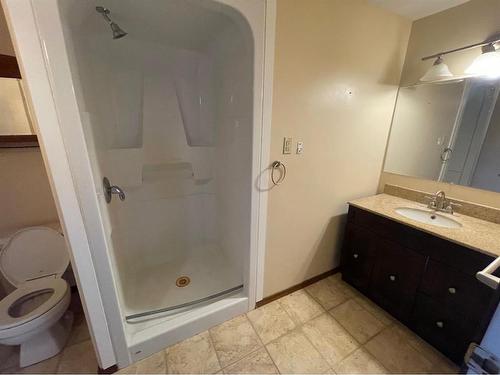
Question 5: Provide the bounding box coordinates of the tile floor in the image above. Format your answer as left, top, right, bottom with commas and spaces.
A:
1, 274, 459, 374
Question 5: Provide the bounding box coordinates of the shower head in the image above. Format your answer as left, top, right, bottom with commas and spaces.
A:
110, 22, 128, 39
96, 6, 128, 39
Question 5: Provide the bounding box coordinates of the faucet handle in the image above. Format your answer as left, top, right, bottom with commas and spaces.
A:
444, 201, 462, 214
424, 196, 437, 209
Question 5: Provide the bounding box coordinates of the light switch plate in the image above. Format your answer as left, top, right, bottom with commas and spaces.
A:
296, 141, 304, 154
283, 137, 292, 154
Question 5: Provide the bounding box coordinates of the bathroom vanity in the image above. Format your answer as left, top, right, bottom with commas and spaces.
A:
341, 193, 500, 364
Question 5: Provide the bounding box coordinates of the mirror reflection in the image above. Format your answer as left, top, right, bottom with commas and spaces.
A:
384, 77, 500, 193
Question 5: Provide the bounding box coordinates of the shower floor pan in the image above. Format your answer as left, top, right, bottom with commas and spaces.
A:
122, 246, 243, 321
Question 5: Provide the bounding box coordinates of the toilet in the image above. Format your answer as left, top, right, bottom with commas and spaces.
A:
0, 227, 73, 367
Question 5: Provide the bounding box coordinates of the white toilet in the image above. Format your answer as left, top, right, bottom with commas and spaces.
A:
0, 227, 73, 367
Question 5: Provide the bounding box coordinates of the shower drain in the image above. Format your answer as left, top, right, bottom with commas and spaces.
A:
176, 276, 191, 287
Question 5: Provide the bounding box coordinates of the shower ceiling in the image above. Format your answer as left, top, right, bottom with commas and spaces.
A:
75, 0, 235, 49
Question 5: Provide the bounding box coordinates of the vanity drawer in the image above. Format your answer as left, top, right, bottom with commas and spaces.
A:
349, 206, 425, 252
423, 235, 494, 277
411, 293, 474, 363
341, 225, 378, 291
369, 238, 425, 321
420, 260, 492, 320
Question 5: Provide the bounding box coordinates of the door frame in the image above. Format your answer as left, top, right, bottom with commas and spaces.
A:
2, 0, 275, 369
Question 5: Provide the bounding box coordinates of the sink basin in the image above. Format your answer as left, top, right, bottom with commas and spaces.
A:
394, 207, 462, 229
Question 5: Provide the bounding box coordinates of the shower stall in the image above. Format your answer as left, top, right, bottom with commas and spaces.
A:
59, 0, 254, 322
3, 0, 273, 368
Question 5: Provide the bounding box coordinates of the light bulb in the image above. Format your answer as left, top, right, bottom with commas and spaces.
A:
465, 45, 500, 78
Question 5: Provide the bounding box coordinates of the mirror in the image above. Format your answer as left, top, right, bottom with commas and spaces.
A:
384, 77, 500, 193
0, 54, 38, 148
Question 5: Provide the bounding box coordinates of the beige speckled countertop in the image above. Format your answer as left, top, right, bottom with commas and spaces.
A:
348, 194, 500, 258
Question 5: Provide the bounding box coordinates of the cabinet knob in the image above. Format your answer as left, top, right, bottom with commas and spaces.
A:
448, 287, 456, 294
353, 253, 359, 259
436, 321, 444, 328
389, 275, 396, 282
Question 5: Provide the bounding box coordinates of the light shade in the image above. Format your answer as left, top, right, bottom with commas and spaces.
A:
465, 50, 500, 78
420, 57, 453, 82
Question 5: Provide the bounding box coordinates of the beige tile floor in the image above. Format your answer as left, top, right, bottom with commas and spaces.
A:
1, 275, 460, 374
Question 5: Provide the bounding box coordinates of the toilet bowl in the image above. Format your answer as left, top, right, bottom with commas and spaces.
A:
0, 227, 73, 367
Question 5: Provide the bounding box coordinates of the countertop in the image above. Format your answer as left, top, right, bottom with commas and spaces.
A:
348, 194, 500, 258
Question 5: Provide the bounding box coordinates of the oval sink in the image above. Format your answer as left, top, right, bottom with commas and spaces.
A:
394, 207, 462, 229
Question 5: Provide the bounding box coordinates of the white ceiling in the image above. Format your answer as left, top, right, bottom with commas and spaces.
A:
368, 0, 471, 20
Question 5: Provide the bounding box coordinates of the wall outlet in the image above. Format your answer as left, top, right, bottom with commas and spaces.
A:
296, 141, 304, 154
283, 137, 292, 154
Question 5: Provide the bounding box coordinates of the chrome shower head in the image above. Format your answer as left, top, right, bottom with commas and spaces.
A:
96, 6, 128, 39
110, 22, 127, 39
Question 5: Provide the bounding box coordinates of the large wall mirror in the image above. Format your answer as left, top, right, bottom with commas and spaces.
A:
0, 53, 38, 147
384, 77, 500, 193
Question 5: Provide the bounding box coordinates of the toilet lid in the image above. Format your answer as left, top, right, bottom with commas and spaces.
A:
0, 227, 69, 287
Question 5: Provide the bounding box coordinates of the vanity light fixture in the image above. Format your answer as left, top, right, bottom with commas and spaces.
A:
465, 43, 500, 78
420, 56, 453, 82
421, 33, 500, 80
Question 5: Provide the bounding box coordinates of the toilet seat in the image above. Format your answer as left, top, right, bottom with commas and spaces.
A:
0, 277, 69, 331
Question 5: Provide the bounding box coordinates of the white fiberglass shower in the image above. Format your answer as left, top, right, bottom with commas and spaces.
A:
61, 0, 254, 321
4, 0, 272, 368
61, 0, 255, 319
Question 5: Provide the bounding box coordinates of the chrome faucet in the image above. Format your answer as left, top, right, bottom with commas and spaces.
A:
424, 190, 461, 214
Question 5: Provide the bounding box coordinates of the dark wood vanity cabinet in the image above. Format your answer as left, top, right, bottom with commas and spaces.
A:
341, 205, 499, 364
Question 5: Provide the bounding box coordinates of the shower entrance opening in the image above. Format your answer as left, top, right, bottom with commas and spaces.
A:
55, 0, 256, 322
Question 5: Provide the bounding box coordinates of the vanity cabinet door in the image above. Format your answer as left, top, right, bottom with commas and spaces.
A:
341, 225, 377, 291
369, 239, 426, 321
412, 293, 474, 363
419, 259, 493, 322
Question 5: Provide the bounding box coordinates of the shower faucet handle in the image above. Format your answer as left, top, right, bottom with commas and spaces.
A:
103, 177, 125, 203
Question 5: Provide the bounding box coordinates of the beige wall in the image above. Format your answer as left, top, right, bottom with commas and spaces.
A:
0, 4, 59, 238
0, 149, 59, 238
379, 0, 500, 209
263, 0, 411, 297
0, 3, 14, 56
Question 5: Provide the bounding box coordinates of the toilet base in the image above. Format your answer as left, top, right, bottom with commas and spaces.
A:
20, 310, 74, 368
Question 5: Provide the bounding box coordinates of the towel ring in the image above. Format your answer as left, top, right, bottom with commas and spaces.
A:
271, 161, 287, 185
441, 147, 453, 162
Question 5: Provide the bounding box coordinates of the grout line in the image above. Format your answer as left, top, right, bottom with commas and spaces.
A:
343, 345, 388, 374
297, 320, 336, 374
244, 311, 281, 374
206, 328, 224, 374
256, 283, 344, 373
275, 297, 300, 327
302, 279, 351, 311
162, 345, 168, 374
212, 314, 267, 370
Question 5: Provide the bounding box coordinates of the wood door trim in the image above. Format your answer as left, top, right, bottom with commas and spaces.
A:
0, 134, 38, 147
0, 54, 21, 79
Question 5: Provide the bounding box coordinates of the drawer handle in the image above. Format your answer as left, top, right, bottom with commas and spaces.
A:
353, 253, 359, 259
448, 287, 457, 294
436, 321, 444, 328
389, 275, 397, 282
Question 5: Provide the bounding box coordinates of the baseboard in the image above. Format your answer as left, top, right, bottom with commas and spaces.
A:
256, 267, 340, 308
98, 364, 118, 374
